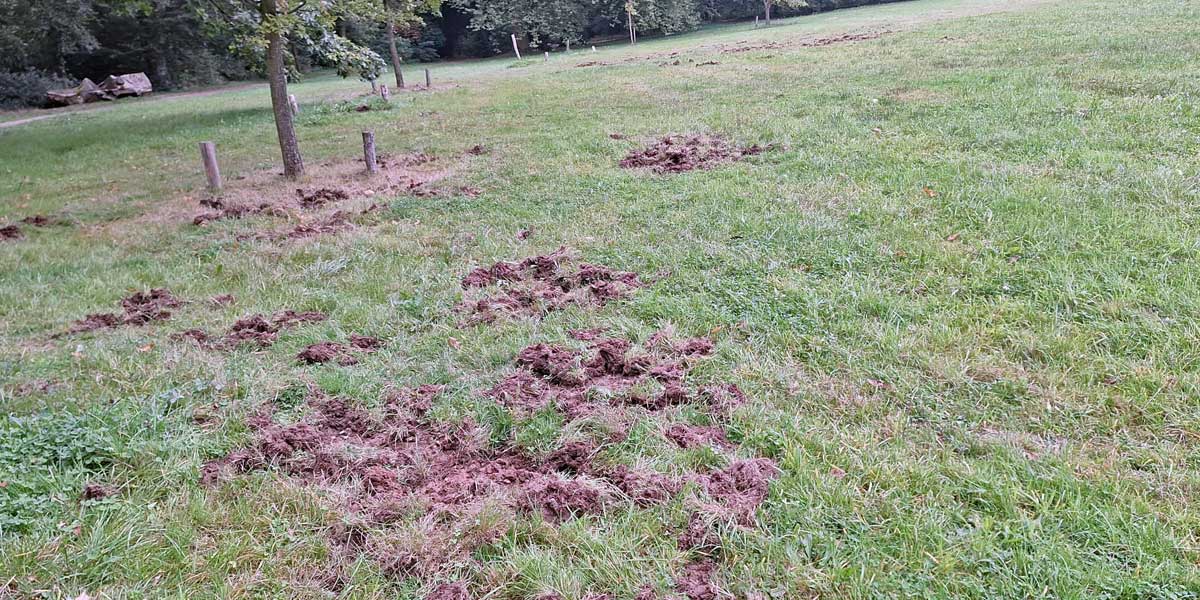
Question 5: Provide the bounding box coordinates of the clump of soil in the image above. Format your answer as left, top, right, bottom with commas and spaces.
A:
298, 187, 350, 209
458, 248, 645, 324
193, 202, 287, 226
81, 482, 116, 501
619, 134, 772, 174
209, 294, 236, 307
425, 583, 470, 600
177, 310, 327, 349
675, 560, 720, 600
297, 335, 383, 365
1, 224, 23, 240
665, 423, 729, 449
63, 288, 184, 335
20, 215, 56, 227
205, 332, 777, 594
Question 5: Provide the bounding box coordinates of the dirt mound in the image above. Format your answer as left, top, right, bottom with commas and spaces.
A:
458, 248, 645, 324
620, 134, 772, 174
193, 202, 287, 226
20, 215, 55, 227
204, 333, 777, 594
63, 288, 184, 334
1, 224, 23, 240
298, 187, 350, 209
722, 30, 890, 54
297, 335, 382, 365
675, 560, 719, 600
176, 310, 327, 349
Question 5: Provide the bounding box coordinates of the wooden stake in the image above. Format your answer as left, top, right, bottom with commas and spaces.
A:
288, 94, 299, 115
511, 34, 521, 59
362, 131, 378, 175
592, 46, 597, 52
380, 84, 390, 101
370, 79, 378, 93
425, 68, 431, 88
544, 51, 549, 62
566, 40, 571, 52
755, 16, 759, 28
199, 141, 221, 192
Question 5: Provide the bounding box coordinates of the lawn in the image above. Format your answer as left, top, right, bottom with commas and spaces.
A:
1, 0, 1198, 598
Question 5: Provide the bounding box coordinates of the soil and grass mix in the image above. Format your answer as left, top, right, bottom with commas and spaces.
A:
3, 0, 1200, 598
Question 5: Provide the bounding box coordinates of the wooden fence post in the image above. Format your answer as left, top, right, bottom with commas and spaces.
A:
380, 84, 390, 101
425, 68, 431, 88
288, 94, 299, 116
544, 51, 549, 62
199, 141, 221, 192
511, 34, 521, 59
362, 131, 377, 175
566, 40, 571, 52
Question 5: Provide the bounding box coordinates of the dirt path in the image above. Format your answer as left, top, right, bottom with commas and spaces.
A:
0, 82, 262, 130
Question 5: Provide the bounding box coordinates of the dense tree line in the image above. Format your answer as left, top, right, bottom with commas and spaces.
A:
0, 0, 909, 108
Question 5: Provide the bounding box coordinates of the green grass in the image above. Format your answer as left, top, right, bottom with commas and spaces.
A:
2, 0, 1200, 597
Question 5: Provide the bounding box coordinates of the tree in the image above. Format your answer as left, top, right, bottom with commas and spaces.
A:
196, 0, 386, 178
761, 0, 807, 25
380, 0, 440, 89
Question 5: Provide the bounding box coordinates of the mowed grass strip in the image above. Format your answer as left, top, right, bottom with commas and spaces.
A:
1, 0, 1199, 598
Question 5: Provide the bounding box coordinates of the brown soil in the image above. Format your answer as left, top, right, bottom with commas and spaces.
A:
1, 224, 22, 240
620, 134, 773, 174
721, 30, 892, 55
203, 332, 778, 591
20, 215, 55, 227
176, 310, 327, 349
81, 482, 116, 501
297, 335, 383, 365
62, 288, 184, 335
675, 560, 719, 600
209, 294, 236, 307
458, 248, 645, 324
298, 187, 350, 209
425, 582, 470, 600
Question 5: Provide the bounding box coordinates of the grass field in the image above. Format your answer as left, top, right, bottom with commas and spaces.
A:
2, 0, 1199, 598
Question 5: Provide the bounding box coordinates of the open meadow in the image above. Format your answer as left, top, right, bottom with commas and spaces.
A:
1, 0, 1198, 597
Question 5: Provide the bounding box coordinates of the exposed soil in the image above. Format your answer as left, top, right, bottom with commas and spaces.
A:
675, 560, 720, 600
297, 335, 383, 365
458, 247, 645, 324
20, 215, 56, 227
298, 187, 350, 209
81, 482, 116, 501
721, 30, 892, 55
209, 293, 236, 307
1, 224, 22, 240
192, 202, 287, 226
175, 310, 327, 349
203, 332, 778, 593
62, 288, 184, 335
619, 134, 773, 174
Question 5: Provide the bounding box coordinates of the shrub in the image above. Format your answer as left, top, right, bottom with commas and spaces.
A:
0, 69, 76, 109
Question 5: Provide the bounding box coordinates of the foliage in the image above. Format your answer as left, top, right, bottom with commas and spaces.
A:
0, 69, 76, 109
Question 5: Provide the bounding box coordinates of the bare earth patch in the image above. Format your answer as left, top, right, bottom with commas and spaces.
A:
457, 247, 645, 324
619, 134, 773, 174
202, 332, 776, 597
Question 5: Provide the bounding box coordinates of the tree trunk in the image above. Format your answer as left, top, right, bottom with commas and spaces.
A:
264, 0, 304, 179
387, 19, 405, 88
764, 0, 772, 25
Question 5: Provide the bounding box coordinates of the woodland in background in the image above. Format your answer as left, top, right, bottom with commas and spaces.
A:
0, 0, 909, 108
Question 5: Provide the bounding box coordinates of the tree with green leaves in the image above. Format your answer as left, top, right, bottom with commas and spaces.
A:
761, 0, 807, 25
380, 0, 441, 89
196, 0, 387, 178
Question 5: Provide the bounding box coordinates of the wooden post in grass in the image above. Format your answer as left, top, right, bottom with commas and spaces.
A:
362, 131, 378, 175
511, 34, 521, 59
566, 40, 571, 52
755, 16, 759, 28
288, 94, 299, 115
425, 68, 431, 88
592, 46, 597, 53
544, 51, 549, 62
199, 141, 221, 192
380, 84, 390, 101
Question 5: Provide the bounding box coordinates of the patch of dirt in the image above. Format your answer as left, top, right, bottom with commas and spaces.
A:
62, 288, 184, 335
675, 560, 720, 600
664, 423, 729, 449
721, 30, 892, 55
297, 187, 350, 209
1, 224, 23, 240
209, 293, 236, 307
575, 61, 610, 68
619, 134, 774, 174
81, 482, 116, 501
425, 582, 470, 600
204, 332, 778, 589
20, 215, 57, 227
297, 335, 383, 365
175, 310, 327, 349
458, 247, 645, 324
